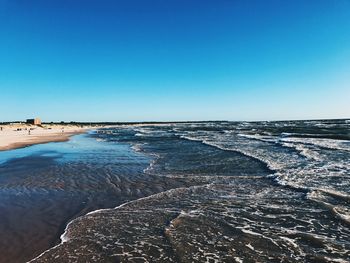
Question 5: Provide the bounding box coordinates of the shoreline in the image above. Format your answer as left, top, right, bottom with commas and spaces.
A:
0, 131, 86, 151
0, 124, 90, 152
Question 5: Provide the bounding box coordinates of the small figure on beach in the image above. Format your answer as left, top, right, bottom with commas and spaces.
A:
0, 127, 2, 131
28, 130, 31, 135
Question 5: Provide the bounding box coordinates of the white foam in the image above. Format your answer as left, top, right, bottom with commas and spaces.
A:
245, 243, 254, 250
280, 236, 299, 248
180, 129, 350, 203
281, 137, 350, 152
27, 184, 207, 262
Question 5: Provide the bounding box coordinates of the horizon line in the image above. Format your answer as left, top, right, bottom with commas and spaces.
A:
1, 117, 349, 125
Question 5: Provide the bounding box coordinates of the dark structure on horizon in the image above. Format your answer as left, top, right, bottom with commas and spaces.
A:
26, 118, 41, 125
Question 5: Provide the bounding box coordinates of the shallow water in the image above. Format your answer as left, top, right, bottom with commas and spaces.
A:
0, 134, 194, 262
1, 120, 350, 262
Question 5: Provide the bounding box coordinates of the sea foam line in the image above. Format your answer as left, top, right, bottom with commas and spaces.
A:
27, 184, 208, 262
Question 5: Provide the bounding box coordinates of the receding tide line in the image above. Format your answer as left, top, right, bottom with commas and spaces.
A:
26, 184, 207, 262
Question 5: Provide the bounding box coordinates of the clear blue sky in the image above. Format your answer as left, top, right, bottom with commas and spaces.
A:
0, 0, 349, 122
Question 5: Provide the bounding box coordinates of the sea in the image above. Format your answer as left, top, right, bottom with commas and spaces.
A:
0, 119, 349, 262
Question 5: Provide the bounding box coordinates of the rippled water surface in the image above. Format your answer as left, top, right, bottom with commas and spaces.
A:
1, 120, 349, 262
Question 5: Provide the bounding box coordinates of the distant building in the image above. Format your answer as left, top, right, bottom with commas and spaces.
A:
26, 118, 41, 125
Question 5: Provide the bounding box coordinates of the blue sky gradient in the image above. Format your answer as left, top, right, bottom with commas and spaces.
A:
0, 0, 349, 122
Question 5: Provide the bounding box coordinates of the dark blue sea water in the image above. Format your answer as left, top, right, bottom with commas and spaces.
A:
0, 120, 349, 262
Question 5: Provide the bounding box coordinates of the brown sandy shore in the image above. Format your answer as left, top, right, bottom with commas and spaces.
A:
0, 124, 89, 151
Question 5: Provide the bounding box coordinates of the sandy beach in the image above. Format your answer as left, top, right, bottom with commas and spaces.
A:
0, 124, 88, 151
